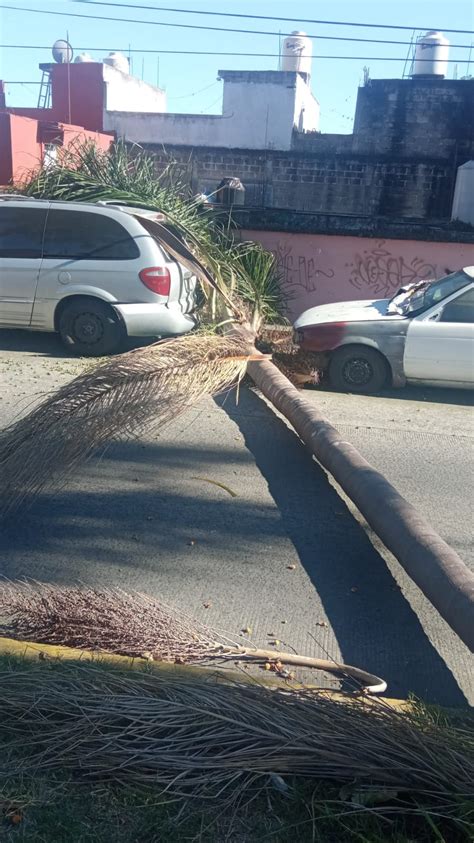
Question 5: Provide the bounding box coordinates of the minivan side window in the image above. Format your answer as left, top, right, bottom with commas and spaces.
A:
0, 206, 47, 258
43, 210, 140, 260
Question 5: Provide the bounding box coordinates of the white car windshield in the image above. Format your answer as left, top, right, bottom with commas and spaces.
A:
387, 271, 469, 316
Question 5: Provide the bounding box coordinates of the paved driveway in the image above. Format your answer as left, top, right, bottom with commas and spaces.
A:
0, 330, 472, 705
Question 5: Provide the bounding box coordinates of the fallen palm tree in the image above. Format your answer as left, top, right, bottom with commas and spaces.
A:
4, 140, 473, 654
0, 658, 472, 829
0, 581, 386, 693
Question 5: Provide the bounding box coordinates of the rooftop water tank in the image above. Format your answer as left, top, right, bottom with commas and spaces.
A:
451, 160, 474, 225
281, 31, 312, 78
412, 31, 450, 78
74, 53, 93, 63
103, 52, 130, 75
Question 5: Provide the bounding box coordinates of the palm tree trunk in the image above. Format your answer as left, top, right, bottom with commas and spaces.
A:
248, 357, 474, 653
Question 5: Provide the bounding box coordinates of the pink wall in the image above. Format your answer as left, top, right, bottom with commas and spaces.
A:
244, 230, 474, 320
0, 113, 15, 184
0, 113, 40, 185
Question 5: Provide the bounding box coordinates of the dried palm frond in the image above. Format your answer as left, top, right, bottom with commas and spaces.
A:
0, 333, 259, 515
257, 326, 324, 387
0, 581, 237, 664
0, 659, 472, 814
271, 349, 321, 387
0, 581, 386, 693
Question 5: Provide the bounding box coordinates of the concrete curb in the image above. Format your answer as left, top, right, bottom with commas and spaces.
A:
248, 358, 474, 652
0, 635, 410, 709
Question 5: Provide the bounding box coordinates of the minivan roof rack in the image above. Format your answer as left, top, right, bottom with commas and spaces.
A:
0, 193, 38, 200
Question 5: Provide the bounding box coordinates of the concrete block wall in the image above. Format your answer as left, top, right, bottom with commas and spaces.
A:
352, 78, 474, 160
121, 76, 474, 222
142, 76, 473, 221
147, 144, 453, 219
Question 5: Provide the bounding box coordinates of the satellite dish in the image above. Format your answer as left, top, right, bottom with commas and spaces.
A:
52, 39, 74, 64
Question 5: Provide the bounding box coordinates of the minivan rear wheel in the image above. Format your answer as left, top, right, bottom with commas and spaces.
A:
58, 298, 125, 356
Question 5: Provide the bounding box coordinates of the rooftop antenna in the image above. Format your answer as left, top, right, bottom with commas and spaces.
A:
402, 30, 417, 78
66, 31, 72, 124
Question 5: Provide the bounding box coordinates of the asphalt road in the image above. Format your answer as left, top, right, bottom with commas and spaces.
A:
0, 329, 472, 706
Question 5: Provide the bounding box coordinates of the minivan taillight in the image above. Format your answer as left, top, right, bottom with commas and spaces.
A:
139, 266, 171, 296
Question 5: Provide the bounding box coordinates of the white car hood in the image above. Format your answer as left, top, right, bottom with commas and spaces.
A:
294, 298, 391, 328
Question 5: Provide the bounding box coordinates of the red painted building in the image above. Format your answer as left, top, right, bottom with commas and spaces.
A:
0, 63, 120, 185
0, 58, 168, 185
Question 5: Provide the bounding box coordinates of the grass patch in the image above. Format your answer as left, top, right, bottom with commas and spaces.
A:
0, 653, 472, 842
2, 775, 472, 842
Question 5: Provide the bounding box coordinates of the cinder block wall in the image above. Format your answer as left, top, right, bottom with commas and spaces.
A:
143, 78, 474, 221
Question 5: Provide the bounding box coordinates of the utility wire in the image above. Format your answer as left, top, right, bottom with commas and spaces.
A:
199, 94, 224, 114
0, 45, 471, 63
74, 0, 474, 35
168, 81, 219, 100
1, 5, 473, 47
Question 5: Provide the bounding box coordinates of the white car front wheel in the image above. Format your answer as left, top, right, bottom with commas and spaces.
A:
329, 345, 390, 393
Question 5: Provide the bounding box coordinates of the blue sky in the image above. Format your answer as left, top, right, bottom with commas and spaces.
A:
1, 0, 473, 133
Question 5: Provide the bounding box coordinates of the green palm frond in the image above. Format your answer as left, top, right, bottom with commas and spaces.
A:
18, 140, 285, 328
232, 241, 287, 330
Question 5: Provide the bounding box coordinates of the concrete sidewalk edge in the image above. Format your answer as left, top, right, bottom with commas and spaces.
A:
0, 634, 410, 709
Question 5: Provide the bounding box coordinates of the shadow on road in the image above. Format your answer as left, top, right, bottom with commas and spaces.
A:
0, 329, 154, 358
0, 385, 467, 706
217, 388, 467, 706
307, 382, 473, 407
0, 330, 67, 357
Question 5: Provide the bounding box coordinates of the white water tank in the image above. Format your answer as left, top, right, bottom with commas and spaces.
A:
412, 31, 450, 78
281, 31, 312, 77
451, 160, 474, 225
103, 52, 130, 75
74, 53, 93, 63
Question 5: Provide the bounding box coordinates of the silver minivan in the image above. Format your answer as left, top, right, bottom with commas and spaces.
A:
0, 197, 198, 355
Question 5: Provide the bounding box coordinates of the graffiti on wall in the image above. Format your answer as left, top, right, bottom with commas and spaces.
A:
275, 241, 335, 294
348, 241, 437, 298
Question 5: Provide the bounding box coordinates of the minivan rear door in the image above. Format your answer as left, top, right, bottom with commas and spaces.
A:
131, 213, 197, 314
0, 204, 48, 326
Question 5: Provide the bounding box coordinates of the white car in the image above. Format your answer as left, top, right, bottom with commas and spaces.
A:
0, 196, 197, 355
294, 267, 474, 392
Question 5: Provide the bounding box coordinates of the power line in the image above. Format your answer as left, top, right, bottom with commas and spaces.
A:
199, 94, 224, 114
74, 1, 474, 35
1, 5, 473, 48
1, 46, 470, 63
168, 81, 219, 100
